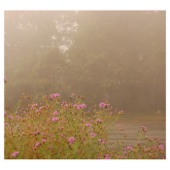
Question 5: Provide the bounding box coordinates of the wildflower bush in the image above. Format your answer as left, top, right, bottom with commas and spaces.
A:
4, 93, 165, 159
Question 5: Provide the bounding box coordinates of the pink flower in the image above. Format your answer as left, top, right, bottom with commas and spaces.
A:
68, 137, 75, 144
51, 117, 59, 122
10, 151, 19, 158
42, 139, 46, 143
90, 132, 96, 138
8, 115, 13, 119
99, 102, 109, 108
141, 126, 147, 133
35, 142, 41, 148
96, 118, 102, 123
158, 144, 164, 150
98, 139, 103, 143
127, 146, 133, 151
33, 103, 38, 107
36, 109, 40, 113
123, 151, 127, 155
98, 138, 106, 144
61, 102, 69, 108
73, 103, 86, 110
104, 154, 110, 159
86, 123, 91, 127
35, 130, 40, 135
53, 110, 59, 116
79, 103, 86, 109
73, 104, 80, 110
49, 93, 60, 100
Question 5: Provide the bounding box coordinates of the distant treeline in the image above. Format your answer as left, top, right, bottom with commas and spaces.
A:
5, 11, 165, 113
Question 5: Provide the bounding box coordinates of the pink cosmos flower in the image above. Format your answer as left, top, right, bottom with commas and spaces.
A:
68, 137, 75, 144
53, 110, 59, 116
49, 93, 60, 100
51, 117, 59, 122
10, 151, 19, 158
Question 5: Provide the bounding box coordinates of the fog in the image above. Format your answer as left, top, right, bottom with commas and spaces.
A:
4, 11, 165, 114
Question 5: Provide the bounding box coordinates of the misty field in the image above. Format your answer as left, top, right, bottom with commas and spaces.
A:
4, 11, 166, 159
4, 93, 165, 159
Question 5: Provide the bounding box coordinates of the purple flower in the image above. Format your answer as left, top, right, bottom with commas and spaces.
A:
68, 137, 75, 144
10, 151, 19, 158
49, 93, 60, 100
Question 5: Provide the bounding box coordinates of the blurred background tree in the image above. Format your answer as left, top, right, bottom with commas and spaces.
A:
5, 11, 165, 113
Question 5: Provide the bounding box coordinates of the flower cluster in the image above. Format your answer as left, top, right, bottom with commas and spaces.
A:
4, 92, 165, 159
73, 103, 86, 110
99, 102, 109, 108
49, 93, 60, 100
